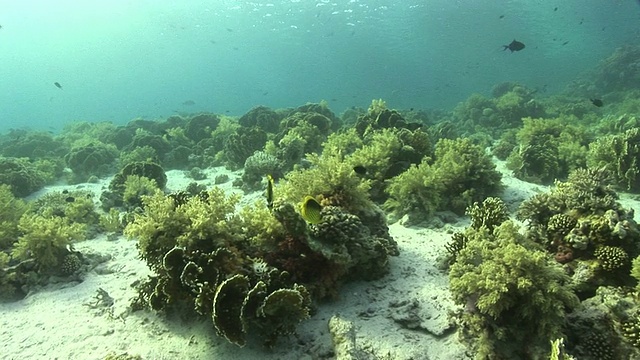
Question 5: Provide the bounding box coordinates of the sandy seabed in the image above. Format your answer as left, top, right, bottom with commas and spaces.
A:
1, 161, 638, 360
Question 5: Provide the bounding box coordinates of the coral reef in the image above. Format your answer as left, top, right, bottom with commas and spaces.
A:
184, 113, 220, 143
506, 117, 589, 184
223, 126, 268, 168
385, 137, 503, 222
449, 220, 579, 359
125, 176, 397, 345
517, 167, 640, 293
238, 106, 281, 133
64, 142, 119, 183
587, 127, 640, 192
0, 157, 47, 197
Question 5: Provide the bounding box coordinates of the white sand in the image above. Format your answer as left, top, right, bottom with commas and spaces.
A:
1, 162, 638, 360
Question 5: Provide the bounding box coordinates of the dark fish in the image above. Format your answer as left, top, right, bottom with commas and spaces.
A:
182, 100, 195, 106
353, 165, 367, 175
65, 196, 75, 203
503, 39, 525, 52
499, 14, 504, 19
54, 82, 63, 89
590, 99, 604, 107
266, 174, 274, 209
562, 41, 569, 46
384, 161, 412, 178
554, 7, 558, 11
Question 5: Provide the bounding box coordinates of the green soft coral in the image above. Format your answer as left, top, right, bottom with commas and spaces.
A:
11, 214, 86, 269
384, 158, 442, 222
449, 221, 579, 359
506, 117, 589, 184
0, 184, 28, 249
124, 188, 243, 267
280, 152, 372, 212
431, 137, 503, 214
587, 127, 640, 191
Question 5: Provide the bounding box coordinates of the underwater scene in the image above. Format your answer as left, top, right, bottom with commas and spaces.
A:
2, 1, 640, 359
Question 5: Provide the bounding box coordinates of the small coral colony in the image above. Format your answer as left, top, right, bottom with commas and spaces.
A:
1, 45, 640, 359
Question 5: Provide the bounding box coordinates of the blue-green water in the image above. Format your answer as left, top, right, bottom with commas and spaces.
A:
0, 0, 638, 132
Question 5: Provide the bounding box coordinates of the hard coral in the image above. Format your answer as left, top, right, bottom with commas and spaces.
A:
184, 113, 220, 142
465, 197, 509, 233
64, 142, 118, 182
239, 106, 281, 133
223, 126, 268, 168
0, 157, 46, 197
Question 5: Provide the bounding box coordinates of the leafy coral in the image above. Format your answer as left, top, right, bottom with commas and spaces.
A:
587, 127, 640, 192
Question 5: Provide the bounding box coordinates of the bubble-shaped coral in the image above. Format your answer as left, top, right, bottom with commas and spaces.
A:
621, 316, 640, 348
309, 206, 363, 245
583, 332, 616, 360
242, 151, 281, 189
465, 197, 509, 233
594, 245, 629, 271
60, 252, 82, 275
547, 213, 578, 238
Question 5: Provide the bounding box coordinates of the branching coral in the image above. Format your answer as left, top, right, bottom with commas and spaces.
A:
465, 197, 509, 233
